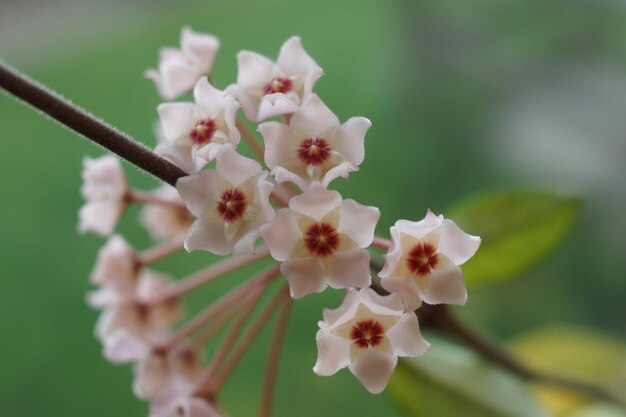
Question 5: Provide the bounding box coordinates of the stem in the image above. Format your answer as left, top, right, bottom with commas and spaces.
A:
127, 189, 186, 207
0, 61, 187, 186
371, 236, 391, 250
137, 234, 185, 266
202, 285, 289, 398
260, 295, 292, 417
236, 117, 264, 161
150, 246, 272, 304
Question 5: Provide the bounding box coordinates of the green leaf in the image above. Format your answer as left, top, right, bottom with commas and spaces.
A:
448, 190, 581, 286
387, 334, 551, 417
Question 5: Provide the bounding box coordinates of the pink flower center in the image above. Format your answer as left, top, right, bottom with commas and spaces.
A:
406, 242, 438, 277
189, 118, 217, 145
304, 222, 339, 257
297, 138, 331, 166
263, 77, 293, 95
351, 319, 385, 349
217, 189, 247, 223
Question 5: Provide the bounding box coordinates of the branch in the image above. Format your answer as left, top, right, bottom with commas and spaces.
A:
0, 61, 186, 186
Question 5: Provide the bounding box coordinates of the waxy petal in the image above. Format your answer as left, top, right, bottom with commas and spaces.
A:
334, 116, 370, 166
438, 219, 481, 265
289, 184, 341, 221
290, 94, 339, 137
281, 257, 327, 299
216, 146, 262, 187
349, 348, 397, 394
260, 208, 302, 261
258, 121, 293, 169
176, 170, 220, 217
386, 314, 430, 357
277, 36, 322, 79
327, 248, 371, 289
338, 200, 380, 248
158, 103, 197, 143
236, 51, 275, 89
313, 331, 351, 376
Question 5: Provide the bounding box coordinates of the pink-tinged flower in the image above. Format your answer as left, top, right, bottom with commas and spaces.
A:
102, 330, 151, 364
258, 94, 370, 189
227, 36, 323, 121
260, 184, 379, 298
176, 146, 274, 255
134, 344, 204, 400
78, 155, 128, 236
313, 288, 429, 394
150, 395, 224, 417
140, 185, 193, 241
94, 270, 181, 343
156, 79, 240, 173
146, 27, 220, 100
90, 235, 137, 291
379, 210, 481, 311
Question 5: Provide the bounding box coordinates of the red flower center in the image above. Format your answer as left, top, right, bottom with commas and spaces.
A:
406, 242, 438, 277
304, 222, 339, 257
216, 189, 247, 222
351, 319, 385, 349
297, 138, 331, 166
263, 77, 293, 95
189, 118, 217, 145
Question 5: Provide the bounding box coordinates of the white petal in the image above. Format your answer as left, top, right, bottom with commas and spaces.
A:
90, 234, 136, 289
322, 288, 360, 325
334, 116, 370, 165
236, 51, 275, 88
338, 200, 380, 248
281, 258, 327, 299
260, 208, 302, 261
349, 348, 397, 394
185, 216, 230, 255
422, 262, 468, 305
193, 78, 226, 116
380, 276, 423, 312
313, 330, 351, 376
180, 27, 219, 71
225, 83, 259, 122
386, 313, 430, 357
271, 166, 309, 190
394, 211, 443, 241
359, 287, 405, 312
258, 121, 293, 169
133, 352, 168, 399
290, 94, 339, 136
438, 218, 481, 265
257, 93, 299, 121
104, 330, 150, 364
216, 146, 261, 187
146, 60, 198, 101
327, 248, 371, 289
289, 184, 341, 220
232, 229, 260, 256
277, 36, 322, 78
78, 201, 123, 236
175, 171, 220, 217
155, 143, 197, 174
157, 103, 197, 143
321, 161, 359, 187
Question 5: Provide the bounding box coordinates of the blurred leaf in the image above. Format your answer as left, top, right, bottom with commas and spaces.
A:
448, 190, 581, 286
387, 335, 551, 417
566, 403, 626, 417
510, 326, 626, 416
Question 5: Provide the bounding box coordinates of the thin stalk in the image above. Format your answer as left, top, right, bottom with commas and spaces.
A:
127, 189, 186, 207
137, 234, 185, 266
371, 236, 391, 250
236, 117, 264, 161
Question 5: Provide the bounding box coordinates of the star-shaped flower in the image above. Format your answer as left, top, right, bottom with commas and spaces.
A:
314, 288, 429, 394
146, 27, 220, 100
176, 146, 274, 255
156, 79, 240, 173
140, 185, 193, 241
260, 184, 379, 298
227, 36, 323, 121
90, 235, 137, 292
379, 210, 481, 311
258, 94, 370, 189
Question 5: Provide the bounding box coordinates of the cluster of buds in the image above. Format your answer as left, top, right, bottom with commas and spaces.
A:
79, 27, 480, 417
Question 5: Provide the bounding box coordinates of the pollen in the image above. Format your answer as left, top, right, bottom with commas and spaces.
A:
189, 118, 217, 145
304, 222, 339, 257
351, 319, 385, 349
297, 138, 331, 165
263, 76, 293, 95
216, 188, 247, 222
406, 242, 438, 277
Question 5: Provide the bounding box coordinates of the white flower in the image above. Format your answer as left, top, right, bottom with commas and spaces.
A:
156, 78, 240, 173
258, 94, 370, 189
78, 155, 128, 236
176, 146, 274, 255
90, 235, 137, 291
146, 27, 220, 100
140, 185, 193, 241
150, 395, 224, 417
313, 288, 429, 394
260, 184, 379, 299
379, 210, 481, 311
227, 36, 323, 122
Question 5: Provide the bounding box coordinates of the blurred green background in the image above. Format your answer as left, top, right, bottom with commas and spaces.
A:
1, 0, 626, 416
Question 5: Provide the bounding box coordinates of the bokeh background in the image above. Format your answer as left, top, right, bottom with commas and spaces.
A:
1, 0, 625, 416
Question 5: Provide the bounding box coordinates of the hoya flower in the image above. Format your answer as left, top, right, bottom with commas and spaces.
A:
156, 78, 240, 173
78, 155, 128, 236
176, 146, 274, 255
258, 94, 370, 189
146, 27, 220, 100
150, 395, 224, 417
379, 210, 481, 311
140, 185, 193, 241
260, 184, 379, 298
314, 288, 429, 394
134, 344, 204, 400
227, 36, 323, 121
90, 235, 137, 291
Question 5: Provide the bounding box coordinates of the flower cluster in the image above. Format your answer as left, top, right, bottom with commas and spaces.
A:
78, 28, 480, 417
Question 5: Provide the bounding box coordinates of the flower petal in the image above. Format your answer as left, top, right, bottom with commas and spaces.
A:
193, 78, 226, 117
281, 257, 327, 299
380, 276, 423, 311
184, 216, 230, 255
236, 50, 275, 88
259, 121, 293, 169
289, 183, 341, 221
216, 146, 261, 187
157, 102, 197, 143
176, 171, 220, 217
277, 36, 322, 78
334, 116, 370, 165
327, 248, 371, 289
260, 208, 302, 261
180, 27, 219, 71
422, 260, 467, 305
290, 94, 339, 137
338, 199, 380, 248
257, 93, 299, 121
349, 348, 397, 394
313, 330, 351, 376
103, 330, 150, 364
438, 218, 481, 265
386, 313, 430, 357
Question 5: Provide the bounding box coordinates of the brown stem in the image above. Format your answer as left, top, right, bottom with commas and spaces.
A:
0, 61, 186, 186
